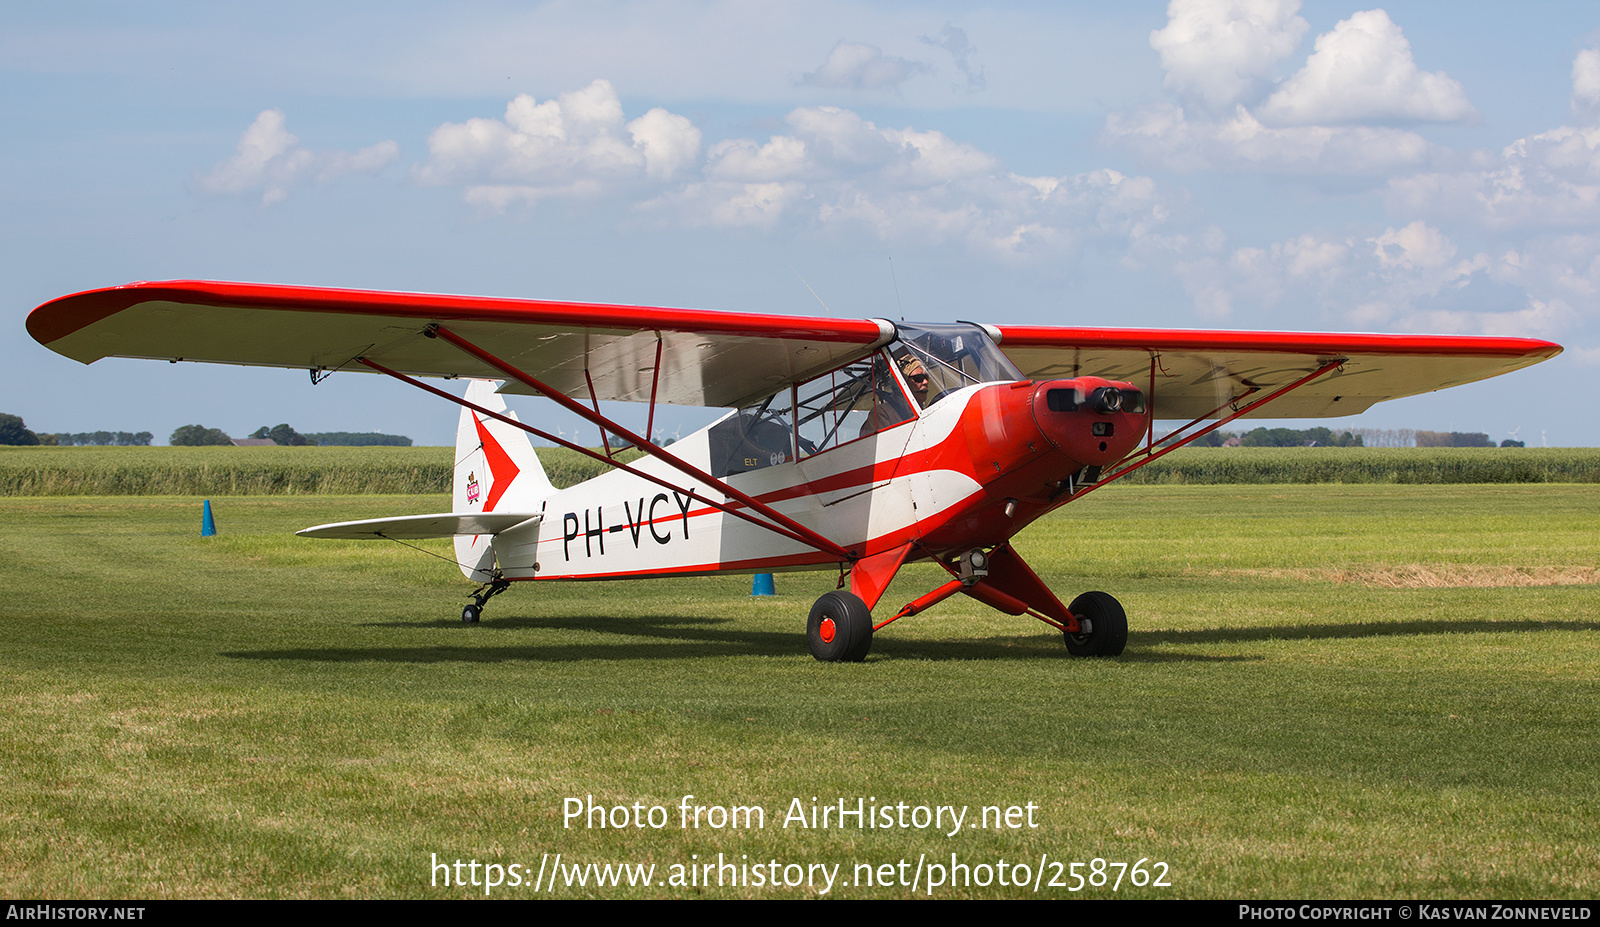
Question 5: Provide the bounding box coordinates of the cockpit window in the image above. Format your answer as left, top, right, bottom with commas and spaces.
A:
889, 322, 1023, 407
705, 322, 1019, 475
707, 388, 795, 478
795, 353, 913, 458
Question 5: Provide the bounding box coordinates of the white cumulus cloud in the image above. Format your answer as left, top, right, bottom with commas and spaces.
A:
1105, 102, 1431, 174
412, 81, 1175, 265
1386, 130, 1600, 231
1129, 220, 1581, 336
1111, 6, 1463, 174
1257, 10, 1476, 126
413, 79, 701, 209
644, 106, 1170, 261
1149, 0, 1309, 110
198, 109, 398, 205
1572, 48, 1600, 112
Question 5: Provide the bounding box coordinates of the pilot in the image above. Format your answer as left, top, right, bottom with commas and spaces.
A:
901, 357, 931, 408
857, 357, 919, 439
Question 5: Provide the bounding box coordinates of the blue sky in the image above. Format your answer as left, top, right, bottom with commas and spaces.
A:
6, 1, 1597, 446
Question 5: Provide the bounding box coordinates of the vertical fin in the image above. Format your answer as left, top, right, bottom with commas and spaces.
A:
452, 380, 553, 581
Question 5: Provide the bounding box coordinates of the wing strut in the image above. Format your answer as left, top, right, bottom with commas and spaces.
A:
1073, 359, 1344, 501
645, 335, 663, 446
1129, 386, 1262, 464
361, 338, 856, 562
360, 355, 851, 557
358, 357, 852, 559
425, 324, 854, 559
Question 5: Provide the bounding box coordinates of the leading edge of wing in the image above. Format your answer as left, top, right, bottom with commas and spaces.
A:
28, 279, 886, 348
297, 512, 542, 540
994, 325, 1562, 362
993, 324, 1562, 420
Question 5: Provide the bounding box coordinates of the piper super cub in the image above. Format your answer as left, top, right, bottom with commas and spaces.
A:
27, 280, 1562, 661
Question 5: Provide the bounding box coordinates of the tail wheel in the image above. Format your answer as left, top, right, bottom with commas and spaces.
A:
462, 604, 481, 624
1064, 591, 1127, 657
807, 591, 873, 662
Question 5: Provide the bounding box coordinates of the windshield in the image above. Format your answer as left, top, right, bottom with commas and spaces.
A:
889, 322, 1023, 407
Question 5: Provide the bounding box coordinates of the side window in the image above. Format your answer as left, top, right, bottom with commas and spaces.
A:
795, 354, 914, 458
707, 390, 796, 478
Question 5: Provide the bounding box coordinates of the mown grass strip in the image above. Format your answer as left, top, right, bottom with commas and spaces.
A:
1, 485, 1595, 898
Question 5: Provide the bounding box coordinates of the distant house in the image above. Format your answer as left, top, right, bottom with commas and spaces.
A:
230, 438, 276, 447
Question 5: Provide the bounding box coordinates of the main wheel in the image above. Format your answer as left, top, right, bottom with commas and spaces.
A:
1064, 591, 1126, 657
462, 604, 481, 624
807, 591, 873, 662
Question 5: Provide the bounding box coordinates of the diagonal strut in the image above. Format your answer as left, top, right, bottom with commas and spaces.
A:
358, 358, 849, 558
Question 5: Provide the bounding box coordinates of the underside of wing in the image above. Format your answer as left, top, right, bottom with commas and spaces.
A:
28, 280, 893, 409
297, 512, 542, 540
995, 327, 1562, 420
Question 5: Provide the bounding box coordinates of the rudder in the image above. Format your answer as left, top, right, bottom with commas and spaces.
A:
453, 380, 553, 580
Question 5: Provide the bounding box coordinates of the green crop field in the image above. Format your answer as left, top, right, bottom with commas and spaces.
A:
0, 446, 633, 495
4, 445, 1597, 497
1, 484, 1596, 898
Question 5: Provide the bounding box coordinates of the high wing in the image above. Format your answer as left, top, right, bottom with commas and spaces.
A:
994, 326, 1562, 419
27, 280, 894, 410
28, 280, 1560, 420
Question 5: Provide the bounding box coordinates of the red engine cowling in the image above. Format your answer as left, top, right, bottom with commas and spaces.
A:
1030, 376, 1148, 470
920, 377, 1149, 555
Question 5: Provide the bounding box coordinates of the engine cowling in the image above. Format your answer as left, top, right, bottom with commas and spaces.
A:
1030, 376, 1148, 469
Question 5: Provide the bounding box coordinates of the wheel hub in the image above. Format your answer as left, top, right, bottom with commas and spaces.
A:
819, 617, 836, 643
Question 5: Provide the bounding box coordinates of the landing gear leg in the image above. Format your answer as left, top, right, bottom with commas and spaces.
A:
807, 591, 873, 662
1063, 591, 1127, 657
462, 577, 510, 624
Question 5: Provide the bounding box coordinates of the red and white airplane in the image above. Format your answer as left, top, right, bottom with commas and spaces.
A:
28, 280, 1561, 661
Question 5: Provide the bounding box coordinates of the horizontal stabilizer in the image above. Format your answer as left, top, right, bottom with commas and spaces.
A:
297, 512, 542, 540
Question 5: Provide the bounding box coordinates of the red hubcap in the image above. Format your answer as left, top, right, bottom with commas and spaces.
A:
819, 617, 836, 643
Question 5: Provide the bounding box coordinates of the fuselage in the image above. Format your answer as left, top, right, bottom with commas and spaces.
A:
509, 369, 1149, 582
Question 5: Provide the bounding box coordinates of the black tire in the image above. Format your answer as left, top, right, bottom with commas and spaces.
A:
807, 591, 873, 662
462, 604, 481, 625
1064, 591, 1126, 657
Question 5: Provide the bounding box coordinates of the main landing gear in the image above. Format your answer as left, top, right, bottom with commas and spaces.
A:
807, 591, 874, 662
461, 578, 510, 624
805, 580, 1128, 662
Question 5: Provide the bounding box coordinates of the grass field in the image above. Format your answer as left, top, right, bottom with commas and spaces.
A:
1, 484, 1596, 898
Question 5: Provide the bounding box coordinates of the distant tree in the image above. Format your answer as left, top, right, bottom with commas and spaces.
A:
170, 424, 232, 446
1241, 427, 1302, 447
1501, 439, 1525, 448
1236, 426, 1362, 448
0, 413, 40, 446
304, 432, 412, 446
44, 430, 155, 446
37, 433, 60, 446
254, 424, 314, 446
